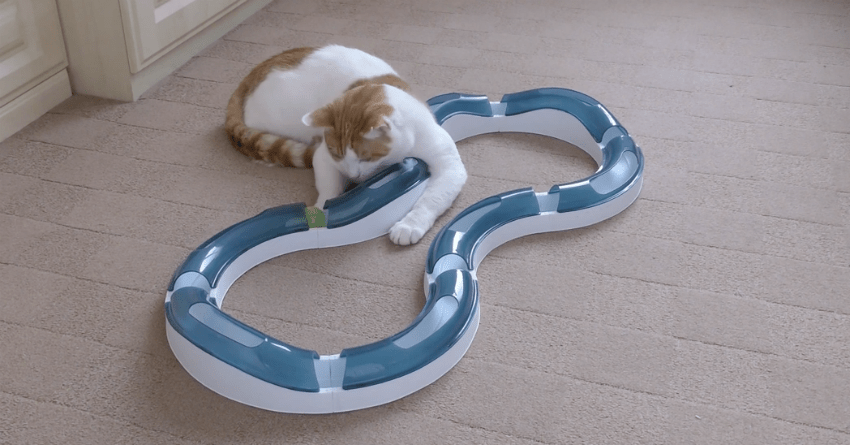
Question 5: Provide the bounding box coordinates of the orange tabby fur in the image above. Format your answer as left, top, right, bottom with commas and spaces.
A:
225, 47, 320, 168
225, 44, 466, 245
225, 48, 411, 169
306, 82, 395, 162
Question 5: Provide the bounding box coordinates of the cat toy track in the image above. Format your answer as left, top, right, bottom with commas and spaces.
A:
165, 87, 644, 413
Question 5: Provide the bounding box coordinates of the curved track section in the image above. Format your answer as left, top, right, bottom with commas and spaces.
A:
165, 88, 644, 413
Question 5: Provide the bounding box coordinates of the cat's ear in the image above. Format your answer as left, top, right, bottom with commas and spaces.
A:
302, 106, 332, 128
363, 117, 391, 140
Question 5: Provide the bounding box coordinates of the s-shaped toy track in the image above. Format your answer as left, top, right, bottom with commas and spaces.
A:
165, 88, 644, 413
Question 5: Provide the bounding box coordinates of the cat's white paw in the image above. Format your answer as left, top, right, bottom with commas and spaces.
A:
313, 196, 329, 210
389, 218, 428, 245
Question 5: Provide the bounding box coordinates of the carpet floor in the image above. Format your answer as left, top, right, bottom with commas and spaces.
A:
1, 0, 849, 443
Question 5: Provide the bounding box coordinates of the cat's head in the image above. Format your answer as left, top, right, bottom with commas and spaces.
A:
302, 84, 401, 181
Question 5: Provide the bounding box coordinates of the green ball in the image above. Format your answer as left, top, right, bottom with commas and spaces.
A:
305, 206, 326, 228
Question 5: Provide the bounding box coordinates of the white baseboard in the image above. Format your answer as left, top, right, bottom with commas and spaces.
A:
0, 69, 72, 143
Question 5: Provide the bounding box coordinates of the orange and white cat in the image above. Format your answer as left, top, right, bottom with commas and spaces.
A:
226, 45, 466, 245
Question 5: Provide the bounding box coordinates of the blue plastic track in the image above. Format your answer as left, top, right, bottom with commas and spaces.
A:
427, 188, 540, 273
168, 204, 309, 291
166, 158, 431, 392
165, 87, 644, 409
339, 269, 477, 390
501, 88, 622, 142
427, 93, 493, 124
324, 157, 430, 228
427, 88, 643, 274
167, 283, 322, 391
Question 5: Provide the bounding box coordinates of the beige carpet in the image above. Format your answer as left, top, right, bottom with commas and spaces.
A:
2, 0, 849, 443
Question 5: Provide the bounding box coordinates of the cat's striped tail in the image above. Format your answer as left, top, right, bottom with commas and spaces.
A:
224, 69, 319, 169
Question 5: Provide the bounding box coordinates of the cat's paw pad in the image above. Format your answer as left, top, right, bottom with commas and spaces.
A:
389, 219, 427, 245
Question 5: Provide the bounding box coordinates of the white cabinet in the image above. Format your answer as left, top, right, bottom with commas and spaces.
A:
0, 0, 67, 103
56, 0, 270, 101
0, 0, 72, 141
121, 0, 255, 73
0, 0, 270, 142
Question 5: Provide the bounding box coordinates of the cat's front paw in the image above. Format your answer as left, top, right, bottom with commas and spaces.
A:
389, 218, 429, 245
313, 197, 328, 210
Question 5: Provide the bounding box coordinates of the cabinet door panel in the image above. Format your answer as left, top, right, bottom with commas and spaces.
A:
120, 0, 243, 73
0, 0, 67, 107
